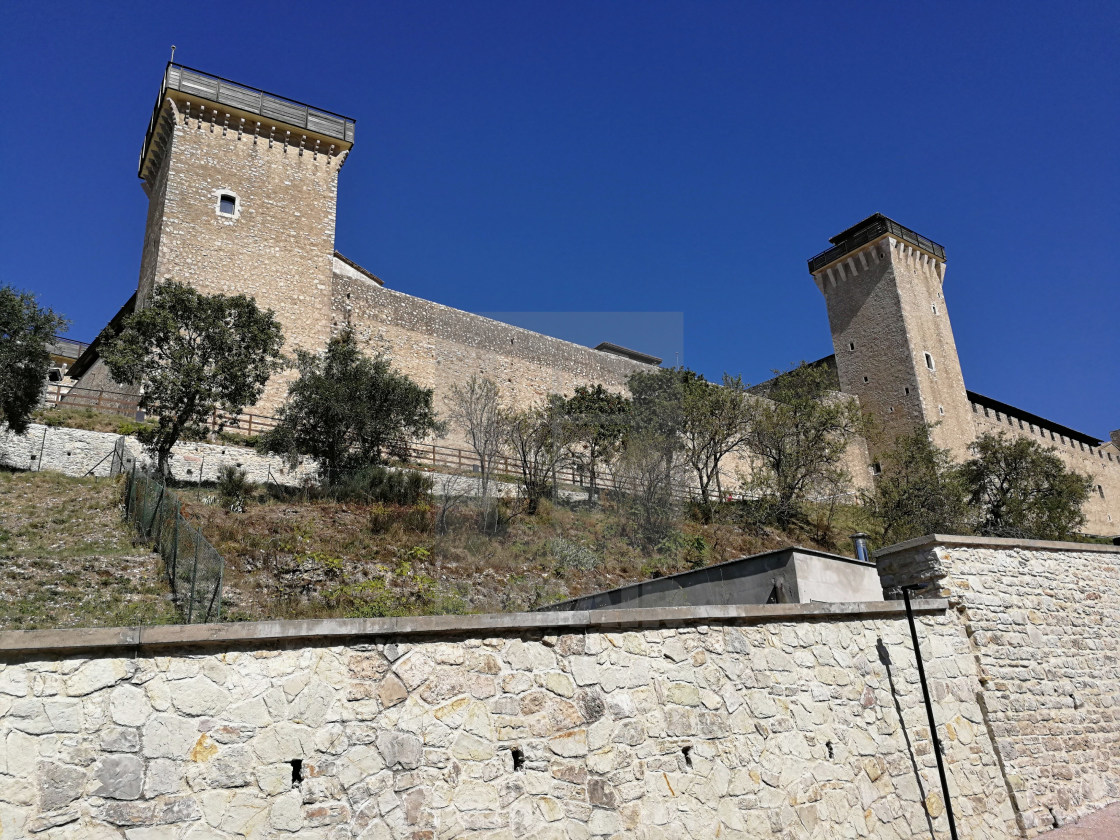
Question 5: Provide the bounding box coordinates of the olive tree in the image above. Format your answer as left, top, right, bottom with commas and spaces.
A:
959, 432, 1091, 540
0, 285, 68, 434
259, 331, 442, 478
742, 362, 862, 527
102, 281, 284, 475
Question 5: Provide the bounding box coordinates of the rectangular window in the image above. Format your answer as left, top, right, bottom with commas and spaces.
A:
924, 353, 935, 371
219, 194, 237, 215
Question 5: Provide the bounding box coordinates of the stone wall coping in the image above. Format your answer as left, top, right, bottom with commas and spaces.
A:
0, 600, 947, 658
875, 533, 1120, 558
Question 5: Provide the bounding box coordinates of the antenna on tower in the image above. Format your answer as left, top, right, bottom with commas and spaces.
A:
170, 45, 177, 63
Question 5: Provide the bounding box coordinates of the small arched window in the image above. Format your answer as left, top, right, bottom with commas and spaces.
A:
214, 189, 240, 219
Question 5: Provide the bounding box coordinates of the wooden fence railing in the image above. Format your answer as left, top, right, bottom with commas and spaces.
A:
41, 384, 807, 501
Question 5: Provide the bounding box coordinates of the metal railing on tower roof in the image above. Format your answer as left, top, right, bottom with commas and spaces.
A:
140, 62, 356, 177
808, 214, 946, 274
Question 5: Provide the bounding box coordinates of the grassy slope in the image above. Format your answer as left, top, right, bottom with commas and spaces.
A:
0, 470, 179, 630
184, 490, 868, 622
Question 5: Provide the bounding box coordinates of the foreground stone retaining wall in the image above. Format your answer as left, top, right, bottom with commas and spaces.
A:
0, 603, 1018, 839
877, 535, 1120, 835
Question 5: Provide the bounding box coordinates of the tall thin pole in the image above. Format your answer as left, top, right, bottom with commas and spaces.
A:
903, 588, 960, 840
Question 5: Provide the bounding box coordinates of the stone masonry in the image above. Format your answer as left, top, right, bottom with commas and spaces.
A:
0, 602, 1018, 839
877, 535, 1120, 835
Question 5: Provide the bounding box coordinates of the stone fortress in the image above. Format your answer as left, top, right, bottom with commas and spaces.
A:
65, 63, 1120, 534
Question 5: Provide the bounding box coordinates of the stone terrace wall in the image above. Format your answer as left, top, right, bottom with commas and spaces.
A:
877, 535, 1120, 835
0, 423, 315, 487
0, 603, 1018, 839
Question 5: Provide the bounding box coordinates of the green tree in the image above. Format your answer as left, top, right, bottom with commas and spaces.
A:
959, 432, 1092, 540
628, 366, 753, 504
742, 362, 862, 527
259, 331, 441, 478
680, 373, 752, 503
556, 384, 630, 501
102, 281, 284, 475
865, 425, 970, 544
506, 401, 572, 514
0, 286, 68, 435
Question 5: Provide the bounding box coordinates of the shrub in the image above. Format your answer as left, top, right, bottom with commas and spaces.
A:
217, 465, 254, 512
331, 466, 433, 505
549, 537, 600, 572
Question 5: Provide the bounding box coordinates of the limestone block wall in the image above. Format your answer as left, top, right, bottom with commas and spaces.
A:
968, 401, 1120, 534
331, 270, 644, 441
876, 535, 1120, 834
0, 423, 315, 487
0, 602, 1017, 839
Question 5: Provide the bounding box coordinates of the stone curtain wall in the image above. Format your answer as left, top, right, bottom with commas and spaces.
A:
877, 535, 1120, 834
331, 269, 875, 497
331, 270, 644, 446
0, 603, 1019, 839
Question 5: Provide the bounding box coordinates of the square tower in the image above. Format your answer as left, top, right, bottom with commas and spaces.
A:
133, 64, 356, 413
809, 214, 973, 460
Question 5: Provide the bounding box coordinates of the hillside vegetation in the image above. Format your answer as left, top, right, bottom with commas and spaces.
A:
181, 479, 865, 622
0, 470, 178, 629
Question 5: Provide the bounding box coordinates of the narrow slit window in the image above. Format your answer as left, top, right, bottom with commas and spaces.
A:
848, 342, 855, 351
924, 353, 935, 371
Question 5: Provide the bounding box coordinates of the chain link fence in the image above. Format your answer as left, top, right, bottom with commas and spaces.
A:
123, 467, 224, 623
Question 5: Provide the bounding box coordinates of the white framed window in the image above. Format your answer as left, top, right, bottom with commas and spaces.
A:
213, 189, 241, 220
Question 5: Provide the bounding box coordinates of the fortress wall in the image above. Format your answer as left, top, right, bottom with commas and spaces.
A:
969, 400, 1120, 534
878, 535, 1120, 834
0, 600, 1019, 839
333, 270, 648, 451
332, 271, 875, 497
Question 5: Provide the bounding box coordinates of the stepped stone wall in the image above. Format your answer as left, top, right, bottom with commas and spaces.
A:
877, 535, 1120, 834
0, 602, 1019, 840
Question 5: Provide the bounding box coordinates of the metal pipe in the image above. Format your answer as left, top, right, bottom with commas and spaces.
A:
903, 587, 960, 840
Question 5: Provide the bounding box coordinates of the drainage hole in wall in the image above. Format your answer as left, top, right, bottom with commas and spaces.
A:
1048, 807, 1059, 828
826, 741, 834, 759
510, 747, 525, 772
290, 759, 303, 785
681, 745, 693, 769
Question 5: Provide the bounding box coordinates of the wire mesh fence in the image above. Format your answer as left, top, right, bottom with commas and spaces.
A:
123, 467, 224, 623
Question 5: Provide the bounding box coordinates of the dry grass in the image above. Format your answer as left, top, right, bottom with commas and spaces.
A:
0, 469, 179, 630
183, 487, 855, 621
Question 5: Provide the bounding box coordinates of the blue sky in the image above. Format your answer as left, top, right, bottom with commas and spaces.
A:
2, 0, 1116, 436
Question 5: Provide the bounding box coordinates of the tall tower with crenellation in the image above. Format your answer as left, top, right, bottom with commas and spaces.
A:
125, 63, 355, 413
808, 214, 974, 463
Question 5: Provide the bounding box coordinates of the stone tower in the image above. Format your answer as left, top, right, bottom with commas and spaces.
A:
133, 64, 355, 412
808, 214, 973, 461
